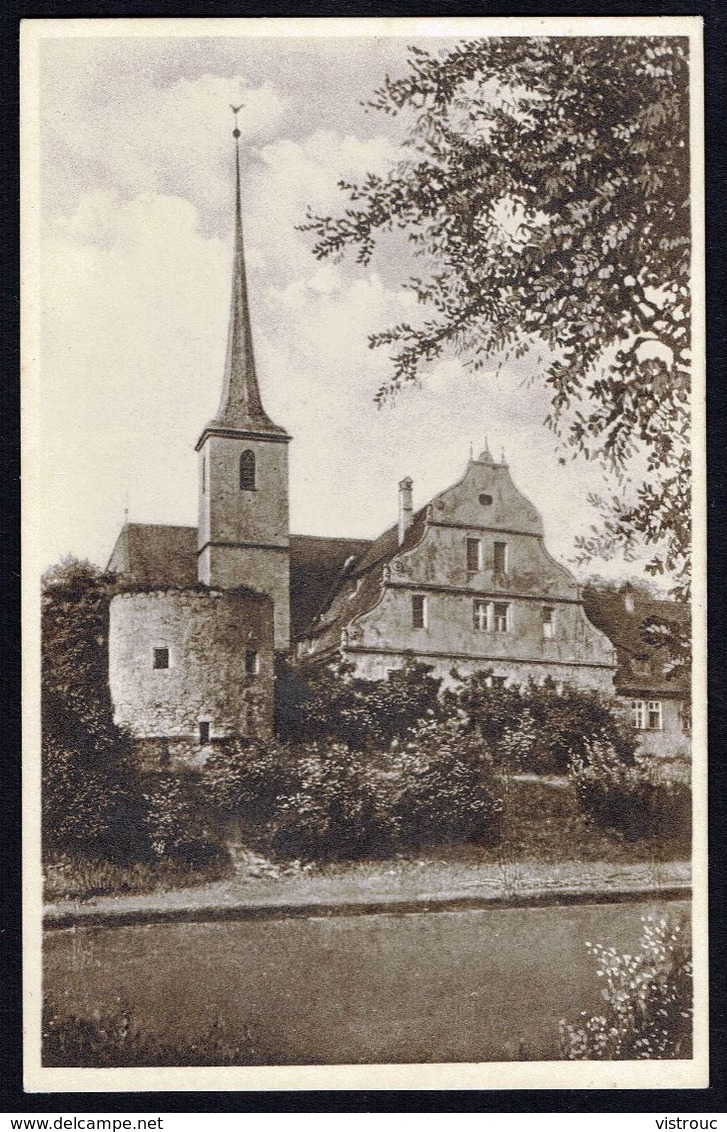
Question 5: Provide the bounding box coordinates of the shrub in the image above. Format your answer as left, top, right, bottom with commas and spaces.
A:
269, 742, 398, 860
571, 740, 691, 845
43, 997, 274, 1067
450, 672, 636, 775
202, 738, 294, 825
446, 669, 521, 756
41, 558, 149, 863
390, 720, 503, 849
142, 771, 230, 867
559, 913, 692, 1059
276, 658, 443, 750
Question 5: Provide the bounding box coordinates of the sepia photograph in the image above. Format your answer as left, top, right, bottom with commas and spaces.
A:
20, 16, 706, 1092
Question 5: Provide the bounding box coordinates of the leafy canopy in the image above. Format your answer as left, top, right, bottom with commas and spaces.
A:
302, 37, 691, 593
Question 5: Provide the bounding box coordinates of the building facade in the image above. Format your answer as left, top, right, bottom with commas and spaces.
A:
295, 450, 618, 695
106, 124, 689, 764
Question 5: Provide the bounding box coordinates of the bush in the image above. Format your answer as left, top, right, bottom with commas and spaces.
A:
450, 672, 636, 775
571, 740, 691, 844
559, 913, 692, 1059
390, 720, 503, 849
202, 738, 294, 825
41, 558, 150, 863
276, 658, 443, 750
43, 997, 274, 1067
268, 743, 398, 860
142, 771, 230, 867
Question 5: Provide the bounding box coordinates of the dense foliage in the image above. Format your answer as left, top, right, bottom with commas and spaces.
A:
303, 37, 691, 593
560, 913, 692, 1059
449, 669, 637, 774
41, 558, 147, 860
202, 722, 502, 861
276, 658, 443, 749
571, 740, 691, 846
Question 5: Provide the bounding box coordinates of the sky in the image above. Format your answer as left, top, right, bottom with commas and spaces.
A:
30, 23, 669, 582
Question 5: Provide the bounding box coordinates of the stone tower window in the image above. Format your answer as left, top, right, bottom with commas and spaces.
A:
152, 647, 169, 670
199, 721, 210, 744
245, 648, 259, 677
239, 449, 256, 491
493, 541, 508, 574
412, 594, 427, 629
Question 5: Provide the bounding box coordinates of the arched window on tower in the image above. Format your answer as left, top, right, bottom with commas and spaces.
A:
239, 449, 256, 491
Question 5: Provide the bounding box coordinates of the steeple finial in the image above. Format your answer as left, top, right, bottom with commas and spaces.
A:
477, 437, 493, 463
210, 106, 283, 435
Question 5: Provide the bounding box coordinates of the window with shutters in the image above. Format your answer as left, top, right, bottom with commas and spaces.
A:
493, 541, 508, 574
412, 594, 427, 629
466, 537, 482, 573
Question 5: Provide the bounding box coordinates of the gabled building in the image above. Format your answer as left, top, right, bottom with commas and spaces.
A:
582, 583, 691, 758
295, 452, 618, 695
106, 122, 689, 766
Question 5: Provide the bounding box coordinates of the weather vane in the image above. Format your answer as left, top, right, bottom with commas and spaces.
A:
230, 102, 244, 139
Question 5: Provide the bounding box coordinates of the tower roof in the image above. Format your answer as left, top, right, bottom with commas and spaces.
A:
201, 118, 287, 442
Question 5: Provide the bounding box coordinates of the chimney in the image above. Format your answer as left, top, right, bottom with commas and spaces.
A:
398, 477, 413, 545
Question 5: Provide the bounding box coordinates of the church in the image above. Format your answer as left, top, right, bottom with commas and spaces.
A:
107, 125, 689, 767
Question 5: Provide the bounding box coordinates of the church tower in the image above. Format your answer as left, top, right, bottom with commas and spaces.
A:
196, 115, 291, 650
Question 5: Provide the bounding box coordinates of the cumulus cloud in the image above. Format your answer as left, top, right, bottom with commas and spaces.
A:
34, 35, 650, 582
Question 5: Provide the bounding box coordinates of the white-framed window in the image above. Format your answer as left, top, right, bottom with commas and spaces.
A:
152, 647, 169, 670
647, 700, 663, 730
472, 600, 511, 633
542, 605, 556, 639
466, 537, 482, 573
473, 598, 489, 631
493, 601, 510, 632
493, 541, 508, 574
412, 593, 427, 629
632, 699, 663, 730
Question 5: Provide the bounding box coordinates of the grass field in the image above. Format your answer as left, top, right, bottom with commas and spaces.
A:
43, 898, 690, 1065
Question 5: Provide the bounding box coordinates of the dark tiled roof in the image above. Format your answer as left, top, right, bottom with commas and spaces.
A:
107, 522, 373, 638
583, 585, 690, 697
289, 534, 373, 639
107, 524, 198, 587
300, 509, 429, 655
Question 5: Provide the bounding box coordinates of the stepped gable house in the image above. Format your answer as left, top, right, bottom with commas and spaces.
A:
107, 122, 689, 765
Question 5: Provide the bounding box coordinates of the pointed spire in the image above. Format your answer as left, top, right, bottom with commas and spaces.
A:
211, 110, 283, 435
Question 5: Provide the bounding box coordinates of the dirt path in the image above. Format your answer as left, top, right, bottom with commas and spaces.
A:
45, 854, 691, 925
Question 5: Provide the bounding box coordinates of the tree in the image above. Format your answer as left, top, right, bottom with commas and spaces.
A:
41, 557, 147, 859
302, 37, 691, 595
